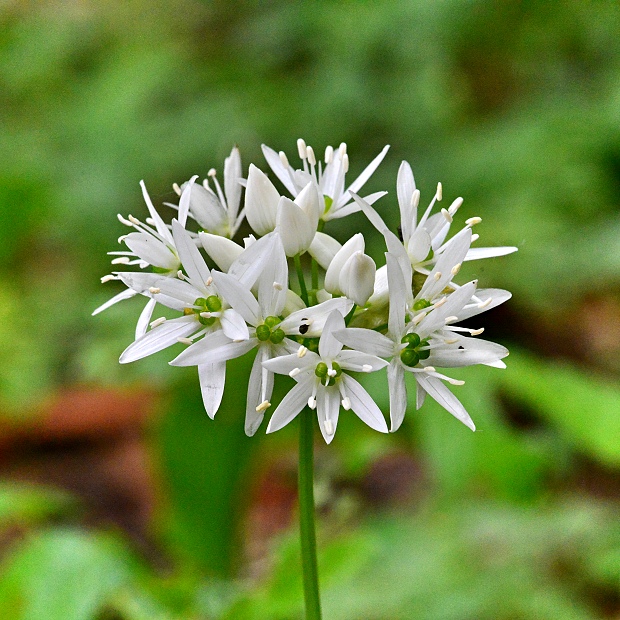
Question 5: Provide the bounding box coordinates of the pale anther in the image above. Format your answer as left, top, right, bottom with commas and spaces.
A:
478, 298, 492, 309
150, 317, 166, 328
117, 214, 133, 226
339, 142, 347, 156
412, 312, 427, 324
433, 271, 442, 281
324, 419, 334, 435
327, 368, 337, 377
449, 197, 463, 215
444, 338, 459, 344
297, 345, 308, 358
206, 276, 213, 286
411, 189, 420, 209
178, 337, 193, 345
279, 151, 289, 167
149, 287, 161, 294
289, 368, 301, 378
341, 397, 351, 411
471, 233, 480, 243
100, 275, 116, 283
434, 296, 447, 307
324, 145, 333, 163
343, 153, 349, 173
306, 145, 316, 167
308, 396, 317, 409
466, 216, 482, 226
444, 315, 458, 324
255, 400, 271, 413
128, 215, 141, 225
172, 182, 181, 196
199, 312, 212, 318
297, 138, 307, 159
451, 263, 462, 276
111, 257, 130, 265
441, 208, 452, 223
273, 281, 283, 291
423, 366, 436, 373
208, 168, 217, 177
118, 235, 128, 244
362, 364, 372, 372
471, 328, 485, 336
436, 182, 443, 201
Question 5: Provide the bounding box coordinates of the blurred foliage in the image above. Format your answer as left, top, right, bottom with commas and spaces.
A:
0, 0, 619, 618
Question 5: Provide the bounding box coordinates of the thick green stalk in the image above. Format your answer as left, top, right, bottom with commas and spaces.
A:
299, 408, 322, 619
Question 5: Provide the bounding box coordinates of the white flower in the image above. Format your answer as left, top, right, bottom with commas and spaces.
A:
174, 146, 245, 238
244, 165, 320, 255
335, 254, 509, 433
263, 311, 388, 443
169, 235, 354, 435
323, 233, 376, 306
261, 139, 389, 221
93, 180, 183, 338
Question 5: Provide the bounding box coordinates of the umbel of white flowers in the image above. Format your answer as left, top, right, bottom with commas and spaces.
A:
95, 141, 516, 443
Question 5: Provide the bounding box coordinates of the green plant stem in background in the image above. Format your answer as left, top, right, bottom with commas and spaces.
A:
294, 254, 310, 306
298, 407, 322, 620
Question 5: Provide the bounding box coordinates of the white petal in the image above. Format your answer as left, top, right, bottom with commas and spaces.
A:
336, 350, 389, 372
244, 164, 279, 235
333, 328, 394, 357
199, 361, 226, 419
135, 297, 157, 339
338, 144, 390, 208
140, 180, 174, 243
339, 252, 376, 306
170, 331, 256, 366
172, 220, 211, 291
178, 175, 198, 228
199, 232, 243, 273
224, 146, 243, 221
294, 181, 320, 232
324, 233, 364, 294
276, 196, 315, 257
317, 385, 340, 443
120, 315, 198, 363
416, 382, 426, 409
428, 336, 508, 368
419, 227, 472, 300
387, 361, 407, 432
367, 264, 389, 307
123, 233, 178, 270
464, 246, 518, 261
262, 351, 319, 375
308, 232, 342, 270
261, 144, 298, 196
415, 374, 475, 431
318, 311, 345, 359
266, 376, 314, 434
386, 252, 406, 339
92, 288, 136, 316
350, 192, 388, 232
220, 308, 250, 341
416, 281, 477, 339
245, 347, 273, 436
228, 232, 276, 288
341, 374, 388, 433
257, 234, 288, 316
397, 160, 416, 242
210, 271, 260, 325
383, 228, 413, 303
118, 272, 199, 309
280, 297, 353, 338
184, 183, 227, 233
457, 288, 512, 321
407, 227, 432, 264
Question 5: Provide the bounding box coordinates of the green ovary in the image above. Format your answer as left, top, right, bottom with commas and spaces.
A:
256, 316, 285, 344
400, 333, 430, 367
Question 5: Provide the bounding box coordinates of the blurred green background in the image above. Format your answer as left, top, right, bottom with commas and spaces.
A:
1, 1, 619, 618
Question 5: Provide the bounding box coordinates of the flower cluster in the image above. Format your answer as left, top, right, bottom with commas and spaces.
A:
95, 141, 516, 443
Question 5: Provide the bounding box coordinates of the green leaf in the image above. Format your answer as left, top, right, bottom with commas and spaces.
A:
500, 350, 620, 466
0, 530, 139, 620
0, 483, 76, 526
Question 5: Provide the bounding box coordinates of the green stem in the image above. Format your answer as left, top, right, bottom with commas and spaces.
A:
294, 254, 310, 306
299, 408, 322, 619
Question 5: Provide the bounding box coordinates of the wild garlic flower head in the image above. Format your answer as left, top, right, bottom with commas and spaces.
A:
96, 140, 515, 441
